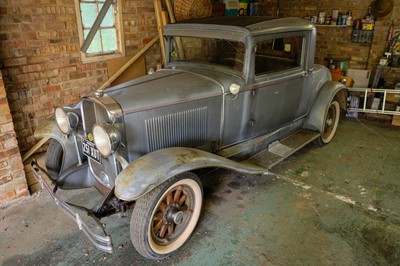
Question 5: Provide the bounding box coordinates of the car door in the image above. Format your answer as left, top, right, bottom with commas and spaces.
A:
242, 32, 309, 139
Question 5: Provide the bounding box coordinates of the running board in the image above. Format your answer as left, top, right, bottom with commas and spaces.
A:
244, 129, 320, 170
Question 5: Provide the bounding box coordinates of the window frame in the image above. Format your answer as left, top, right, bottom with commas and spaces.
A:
74, 0, 125, 63
253, 32, 306, 79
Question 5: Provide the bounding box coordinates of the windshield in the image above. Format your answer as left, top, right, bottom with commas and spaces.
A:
167, 36, 245, 73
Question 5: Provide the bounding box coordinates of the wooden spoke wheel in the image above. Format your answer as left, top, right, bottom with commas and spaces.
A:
320, 100, 340, 144
130, 172, 203, 260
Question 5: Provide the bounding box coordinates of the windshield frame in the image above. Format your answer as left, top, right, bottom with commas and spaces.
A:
165, 36, 247, 75
164, 26, 252, 78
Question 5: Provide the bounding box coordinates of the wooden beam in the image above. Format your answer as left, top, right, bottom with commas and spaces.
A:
165, 0, 185, 60
98, 36, 159, 91
22, 137, 49, 162
154, 0, 167, 65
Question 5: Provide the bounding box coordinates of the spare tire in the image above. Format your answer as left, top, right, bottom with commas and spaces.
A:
45, 139, 64, 180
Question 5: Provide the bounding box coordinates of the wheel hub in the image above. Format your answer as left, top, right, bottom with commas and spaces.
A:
164, 204, 184, 225
326, 117, 333, 127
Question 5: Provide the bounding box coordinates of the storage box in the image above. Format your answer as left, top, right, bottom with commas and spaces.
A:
212, 3, 225, 17
386, 93, 400, 103
392, 106, 400, 126
352, 30, 373, 43
225, 9, 238, 16
331, 74, 355, 87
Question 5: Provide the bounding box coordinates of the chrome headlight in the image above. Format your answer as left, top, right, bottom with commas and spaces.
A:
92, 123, 121, 157
55, 107, 79, 134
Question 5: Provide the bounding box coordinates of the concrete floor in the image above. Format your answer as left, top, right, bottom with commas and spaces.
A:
1, 118, 400, 265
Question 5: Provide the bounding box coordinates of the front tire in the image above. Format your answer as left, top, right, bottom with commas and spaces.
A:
130, 172, 203, 260
319, 99, 340, 144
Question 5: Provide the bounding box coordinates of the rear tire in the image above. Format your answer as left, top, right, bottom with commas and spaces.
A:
45, 139, 64, 180
130, 172, 203, 260
319, 100, 340, 145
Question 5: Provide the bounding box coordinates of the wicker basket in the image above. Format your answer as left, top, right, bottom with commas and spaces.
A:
174, 0, 212, 22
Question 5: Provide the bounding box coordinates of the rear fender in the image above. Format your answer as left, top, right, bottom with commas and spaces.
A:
304, 81, 347, 132
114, 147, 266, 201
35, 117, 80, 172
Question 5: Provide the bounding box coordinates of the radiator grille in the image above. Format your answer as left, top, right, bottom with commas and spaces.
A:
81, 99, 118, 187
145, 107, 208, 152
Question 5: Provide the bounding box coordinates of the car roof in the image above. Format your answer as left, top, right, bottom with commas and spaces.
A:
164, 17, 315, 37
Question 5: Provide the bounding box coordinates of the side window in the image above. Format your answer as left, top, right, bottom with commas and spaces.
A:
255, 36, 303, 76
75, 0, 125, 62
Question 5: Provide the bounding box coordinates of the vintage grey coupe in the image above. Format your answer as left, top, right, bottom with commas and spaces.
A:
32, 16, 348, 260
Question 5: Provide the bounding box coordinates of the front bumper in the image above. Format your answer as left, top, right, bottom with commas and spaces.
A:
31, 160, 114, 253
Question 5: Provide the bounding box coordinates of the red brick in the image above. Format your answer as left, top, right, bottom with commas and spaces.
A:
0, 147, 19, 158
4, 190, 16, 198
26, 39, 48, 48
0, 33, 9, 41
3, 57, 27, 67
0, 160, 8, 169
0, 175, 12, 185
10, 155, 24, 170
15, 184, 28, 195
21, 64, 44, 73
0, 114, 12, 124
0, 122, 14, 134
36, 30, 57, 39
13, 189, 30, 200
0, 97, 8, 105
45, 21, 66, 31
32, 14, 56, 23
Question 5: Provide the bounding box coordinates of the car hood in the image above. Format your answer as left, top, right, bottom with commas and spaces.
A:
104, 68, 239, 114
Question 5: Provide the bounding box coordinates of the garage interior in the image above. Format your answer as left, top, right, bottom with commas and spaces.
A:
0, 0, 399, 264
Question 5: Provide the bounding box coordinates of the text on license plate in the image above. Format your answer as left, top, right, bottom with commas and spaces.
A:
82, 138, 102, 164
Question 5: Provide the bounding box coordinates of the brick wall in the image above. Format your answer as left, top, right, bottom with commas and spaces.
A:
0, 0, 160, 154
0, 71, 29, 208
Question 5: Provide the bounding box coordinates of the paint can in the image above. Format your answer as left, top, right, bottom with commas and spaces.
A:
248, 2, 260, 16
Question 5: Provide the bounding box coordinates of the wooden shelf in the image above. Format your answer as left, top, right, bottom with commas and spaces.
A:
315, 24, 348, 27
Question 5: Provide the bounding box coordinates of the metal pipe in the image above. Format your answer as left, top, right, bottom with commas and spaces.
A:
73, 134, 83, 166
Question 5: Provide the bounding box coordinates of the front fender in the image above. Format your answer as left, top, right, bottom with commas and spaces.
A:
303, 81, 347, 132
35, 117, 80, 173
114, 147, 266, 201
34, 116, 65, 144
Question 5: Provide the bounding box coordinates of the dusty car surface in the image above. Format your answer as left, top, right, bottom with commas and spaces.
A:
32, 16, 347, 260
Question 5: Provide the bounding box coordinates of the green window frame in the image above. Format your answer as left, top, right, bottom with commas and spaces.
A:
75, 0, 125, 62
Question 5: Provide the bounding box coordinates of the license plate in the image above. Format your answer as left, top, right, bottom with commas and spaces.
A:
82, 138, 102, 164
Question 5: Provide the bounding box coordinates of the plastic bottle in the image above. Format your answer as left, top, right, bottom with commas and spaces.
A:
346, 11, 353, 26
366, 6, 374, 20
387, 20, 395, 41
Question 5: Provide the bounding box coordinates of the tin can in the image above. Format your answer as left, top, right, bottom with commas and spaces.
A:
248, 3, 259, 16
311, 16, 317, 23
342, 15, 347, 26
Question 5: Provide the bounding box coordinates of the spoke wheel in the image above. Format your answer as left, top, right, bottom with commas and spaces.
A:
130, 172, 203, 260
320, 100, 340, 144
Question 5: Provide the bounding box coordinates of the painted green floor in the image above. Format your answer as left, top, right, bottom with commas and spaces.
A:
1, 118, 399, 265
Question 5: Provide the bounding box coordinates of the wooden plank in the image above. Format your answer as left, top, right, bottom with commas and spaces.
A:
165, 0, 185, 60
22, 137, 49, 162
153, 0, 166, 65
107, 55, 146, 87
98, 36, 159, 91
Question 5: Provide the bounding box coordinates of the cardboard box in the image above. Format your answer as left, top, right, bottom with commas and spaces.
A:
392, 115, 400, 126
392, 106, 400, 126
386, 93, 400, 104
